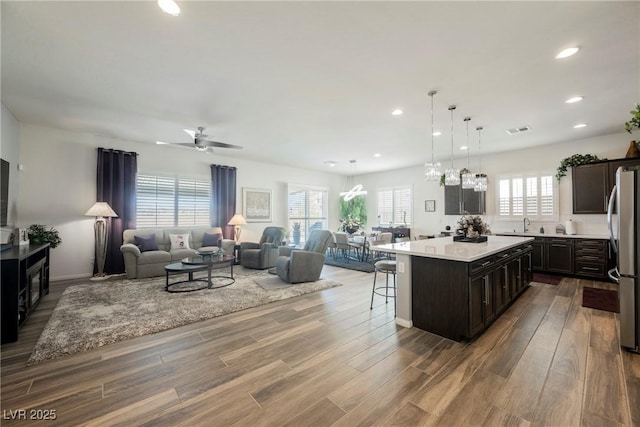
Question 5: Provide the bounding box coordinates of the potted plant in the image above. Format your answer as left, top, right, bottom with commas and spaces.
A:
624, 103, 640, 158
27, 224, 62, 248
555, 153, 603, 181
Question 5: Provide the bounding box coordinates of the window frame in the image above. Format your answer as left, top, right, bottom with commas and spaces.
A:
495, 172, 558, 222
136, 172, 212, 228
376, 185, 413, 227
287, 183, 329, 245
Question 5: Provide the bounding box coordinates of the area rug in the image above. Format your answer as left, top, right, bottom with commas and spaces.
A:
27, 268, 341, 365
582, 286, 619, 313
324, 257, 375, 273
533, 273, 562, 285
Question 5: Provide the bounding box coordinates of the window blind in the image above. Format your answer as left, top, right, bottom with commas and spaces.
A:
497, 173, 557, 220
287, 184, 328, 244
377, 186, 412, 226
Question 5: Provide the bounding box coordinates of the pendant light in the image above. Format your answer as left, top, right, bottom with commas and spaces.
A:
474, 126, 488, 192
461, 116, 476, 189
444, 105, 460, 186
340, 160, 368, 201
424, 90, 441, 181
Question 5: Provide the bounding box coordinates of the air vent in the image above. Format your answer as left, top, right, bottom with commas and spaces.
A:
506, 125, 531, 135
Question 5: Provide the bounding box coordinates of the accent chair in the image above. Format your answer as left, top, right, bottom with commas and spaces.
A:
276, 229, 332, 283
240, 226, 286, 269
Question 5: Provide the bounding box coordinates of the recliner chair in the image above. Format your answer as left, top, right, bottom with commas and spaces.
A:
276, 229, 332, 283
240, 226, 286, 269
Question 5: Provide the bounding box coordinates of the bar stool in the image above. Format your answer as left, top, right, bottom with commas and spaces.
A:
370, 259, 396, 316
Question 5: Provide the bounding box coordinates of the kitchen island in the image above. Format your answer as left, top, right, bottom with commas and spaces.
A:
376, 235, 534, 341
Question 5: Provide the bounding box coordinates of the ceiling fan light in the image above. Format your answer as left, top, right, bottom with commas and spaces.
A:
158, 0, 180, 15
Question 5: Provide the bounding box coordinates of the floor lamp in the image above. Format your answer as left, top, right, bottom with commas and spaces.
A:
228, 214, 247, 242
85, 202, 118, 277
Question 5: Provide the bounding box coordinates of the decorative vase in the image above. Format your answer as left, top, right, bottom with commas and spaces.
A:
625, 140, 640, 159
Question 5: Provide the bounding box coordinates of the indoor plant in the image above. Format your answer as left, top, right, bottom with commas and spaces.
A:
27, 224, 62, 248
624, 103, 640, 158
555, 153, 603, 181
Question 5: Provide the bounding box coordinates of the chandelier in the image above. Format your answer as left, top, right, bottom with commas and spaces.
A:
474, 126, 488, 192
444, 105, 460, 186
461, 116, 476, 189
340, 160, 368, 201
424, 90, 441, 181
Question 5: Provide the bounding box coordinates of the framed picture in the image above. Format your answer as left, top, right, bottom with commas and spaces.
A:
243, 188, 272, 222
425, 200, 436, 212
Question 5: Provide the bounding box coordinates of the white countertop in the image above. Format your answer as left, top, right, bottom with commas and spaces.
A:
376, 235, 534, 262
496, 231, 609, 239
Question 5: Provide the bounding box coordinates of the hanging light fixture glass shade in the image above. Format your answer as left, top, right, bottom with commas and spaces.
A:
474, 126, 488, 192
444, 105, 460, 186
424, 90, 441, 181
461, 116, 476, 189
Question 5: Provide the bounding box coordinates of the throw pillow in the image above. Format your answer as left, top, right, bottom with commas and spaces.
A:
169, 233, 191, 250
202, 232, 223, 247
135, 234, 159, 252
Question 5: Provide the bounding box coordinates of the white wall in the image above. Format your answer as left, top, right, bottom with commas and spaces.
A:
356, 131, 633, 238
1, 104, 21, 228
17, 123, 345, 281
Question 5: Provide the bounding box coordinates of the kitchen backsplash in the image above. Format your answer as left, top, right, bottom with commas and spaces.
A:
486, 214, 609, 236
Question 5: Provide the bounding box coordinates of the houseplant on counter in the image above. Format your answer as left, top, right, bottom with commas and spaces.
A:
624, 103, 640, 158
454, 213, 490, 242
27, 224, 62, 248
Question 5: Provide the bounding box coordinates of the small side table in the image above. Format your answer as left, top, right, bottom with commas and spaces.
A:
234, 244, 241, 265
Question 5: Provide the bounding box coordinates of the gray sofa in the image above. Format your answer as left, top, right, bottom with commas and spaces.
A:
120, 226, 235, 279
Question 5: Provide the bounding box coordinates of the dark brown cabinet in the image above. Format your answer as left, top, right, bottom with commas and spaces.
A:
1, 243, 50, 344
574, 239, 609, 278
411, 241, 532, 341
545, 237, 574, 274
531, 237, 544, 270
444, 182, 486, 215
573, 158, 640, 214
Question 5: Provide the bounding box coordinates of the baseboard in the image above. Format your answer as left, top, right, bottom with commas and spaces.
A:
395, 317, 413, 328
51, 273, 93, 282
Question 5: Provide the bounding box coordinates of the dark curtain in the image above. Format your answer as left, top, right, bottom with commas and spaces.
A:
210, 164, 237, 239
96, 148, 138, 275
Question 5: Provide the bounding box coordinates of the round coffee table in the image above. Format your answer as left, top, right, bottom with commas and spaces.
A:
165, 254, 235, 293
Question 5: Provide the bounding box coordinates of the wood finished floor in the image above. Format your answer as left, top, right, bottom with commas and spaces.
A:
1, 267, 639, 426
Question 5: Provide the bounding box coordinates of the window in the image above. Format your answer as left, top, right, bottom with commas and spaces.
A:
136, 174, 211, 228
497, 173, 557, 220
377, 186, 412, 226
287, 184, 328, 245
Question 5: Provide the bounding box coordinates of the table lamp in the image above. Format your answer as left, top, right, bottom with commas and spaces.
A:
85, 202, 118, 277
228, 214, 247, 242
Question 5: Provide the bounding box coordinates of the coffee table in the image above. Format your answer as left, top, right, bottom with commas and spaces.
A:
165, 254, 235, 293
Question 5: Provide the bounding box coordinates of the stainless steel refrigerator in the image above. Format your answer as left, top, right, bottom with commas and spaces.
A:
608, 165, 640, 353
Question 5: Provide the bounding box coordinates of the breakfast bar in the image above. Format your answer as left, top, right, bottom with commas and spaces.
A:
377, 235, 535, 341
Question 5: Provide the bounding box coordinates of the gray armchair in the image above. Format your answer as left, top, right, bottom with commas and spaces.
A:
276, 229, 333, 283
240, 226, 286, 269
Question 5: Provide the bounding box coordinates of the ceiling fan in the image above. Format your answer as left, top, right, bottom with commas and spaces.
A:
157, 127, 242, 152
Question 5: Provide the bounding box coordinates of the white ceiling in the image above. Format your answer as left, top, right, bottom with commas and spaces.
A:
2, 1, 639, 175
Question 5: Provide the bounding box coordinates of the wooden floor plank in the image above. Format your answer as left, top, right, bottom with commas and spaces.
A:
1, 270, 636, 426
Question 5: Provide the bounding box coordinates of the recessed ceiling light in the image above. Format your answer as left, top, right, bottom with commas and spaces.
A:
158, 0, 180, 16
565, 96, 583, 104
460, 146, 468, 150
156, 141, 169, 145
432, 131, 442, 136
574, 123, 587, 128
323, 160, 337, 167
555, 47, 580, 59
392, 109, 403, 116
373, 153, 381, 158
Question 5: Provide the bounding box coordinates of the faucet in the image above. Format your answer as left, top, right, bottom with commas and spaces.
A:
523, 217, 530, 233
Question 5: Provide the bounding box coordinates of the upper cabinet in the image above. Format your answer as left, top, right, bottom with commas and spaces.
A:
572, 157, 640, 214
444, 183, 486, 215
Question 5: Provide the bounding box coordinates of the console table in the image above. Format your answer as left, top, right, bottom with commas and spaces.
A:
1, 243, 50, 344
371, 226, 411, 241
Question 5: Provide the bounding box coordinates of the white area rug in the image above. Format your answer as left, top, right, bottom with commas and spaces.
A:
28, 268, 341, 365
